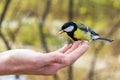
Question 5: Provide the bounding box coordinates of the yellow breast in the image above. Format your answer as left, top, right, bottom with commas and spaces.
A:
74, 28, 91, 40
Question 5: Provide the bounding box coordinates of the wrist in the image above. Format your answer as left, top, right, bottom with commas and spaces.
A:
0, 53, 14, 75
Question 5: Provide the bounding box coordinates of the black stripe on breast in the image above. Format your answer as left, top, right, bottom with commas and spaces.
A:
67, 32, 78, 41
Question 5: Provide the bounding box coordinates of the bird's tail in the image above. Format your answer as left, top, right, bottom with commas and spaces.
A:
96, 36, 113, 42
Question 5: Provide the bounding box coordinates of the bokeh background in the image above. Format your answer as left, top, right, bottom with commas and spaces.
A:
0, 0, 120, 80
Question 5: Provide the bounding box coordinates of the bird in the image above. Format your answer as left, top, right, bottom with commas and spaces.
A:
59, 21, 113, 42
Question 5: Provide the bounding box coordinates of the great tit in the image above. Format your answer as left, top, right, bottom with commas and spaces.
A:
59, 22, 113, 42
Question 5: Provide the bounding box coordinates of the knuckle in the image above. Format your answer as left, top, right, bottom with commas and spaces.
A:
83, 43, 89, 48
52, 53, 58, 58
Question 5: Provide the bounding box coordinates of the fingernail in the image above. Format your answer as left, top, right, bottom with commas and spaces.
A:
84, 41, 89, 44
81, 40, 88, 44
76, 41, 81, 44
82, 41, 89, 48
67, 43, 72, 48
69, 43, 72, 46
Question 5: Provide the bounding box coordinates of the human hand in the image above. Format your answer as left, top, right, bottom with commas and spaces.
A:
0, 41, 89, 75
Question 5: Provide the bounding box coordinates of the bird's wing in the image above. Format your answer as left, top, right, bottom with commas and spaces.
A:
78, 24, 98, 35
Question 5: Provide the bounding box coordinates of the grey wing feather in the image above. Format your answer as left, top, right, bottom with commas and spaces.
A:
78, 24, 88, 32
79, 24, 98, 35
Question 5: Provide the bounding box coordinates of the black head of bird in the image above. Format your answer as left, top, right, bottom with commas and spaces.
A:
59, 22, 77, 34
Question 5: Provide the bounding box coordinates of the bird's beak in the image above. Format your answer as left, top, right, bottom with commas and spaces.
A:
59, 30, 64, 34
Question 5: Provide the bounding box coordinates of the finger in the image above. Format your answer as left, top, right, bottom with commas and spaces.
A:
57, 44, 72, 53
67, 41, 89, 64
65, 41, 82, 54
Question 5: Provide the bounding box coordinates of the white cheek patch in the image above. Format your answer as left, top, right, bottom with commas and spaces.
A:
64, 26, 74, 32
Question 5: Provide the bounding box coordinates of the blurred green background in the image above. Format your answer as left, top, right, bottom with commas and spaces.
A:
0, 0, 120, 80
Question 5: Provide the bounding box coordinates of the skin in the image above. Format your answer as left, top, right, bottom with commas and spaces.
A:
0, 41, 89, 75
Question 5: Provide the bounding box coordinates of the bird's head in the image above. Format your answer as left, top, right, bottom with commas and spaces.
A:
59, 22, 77, 34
